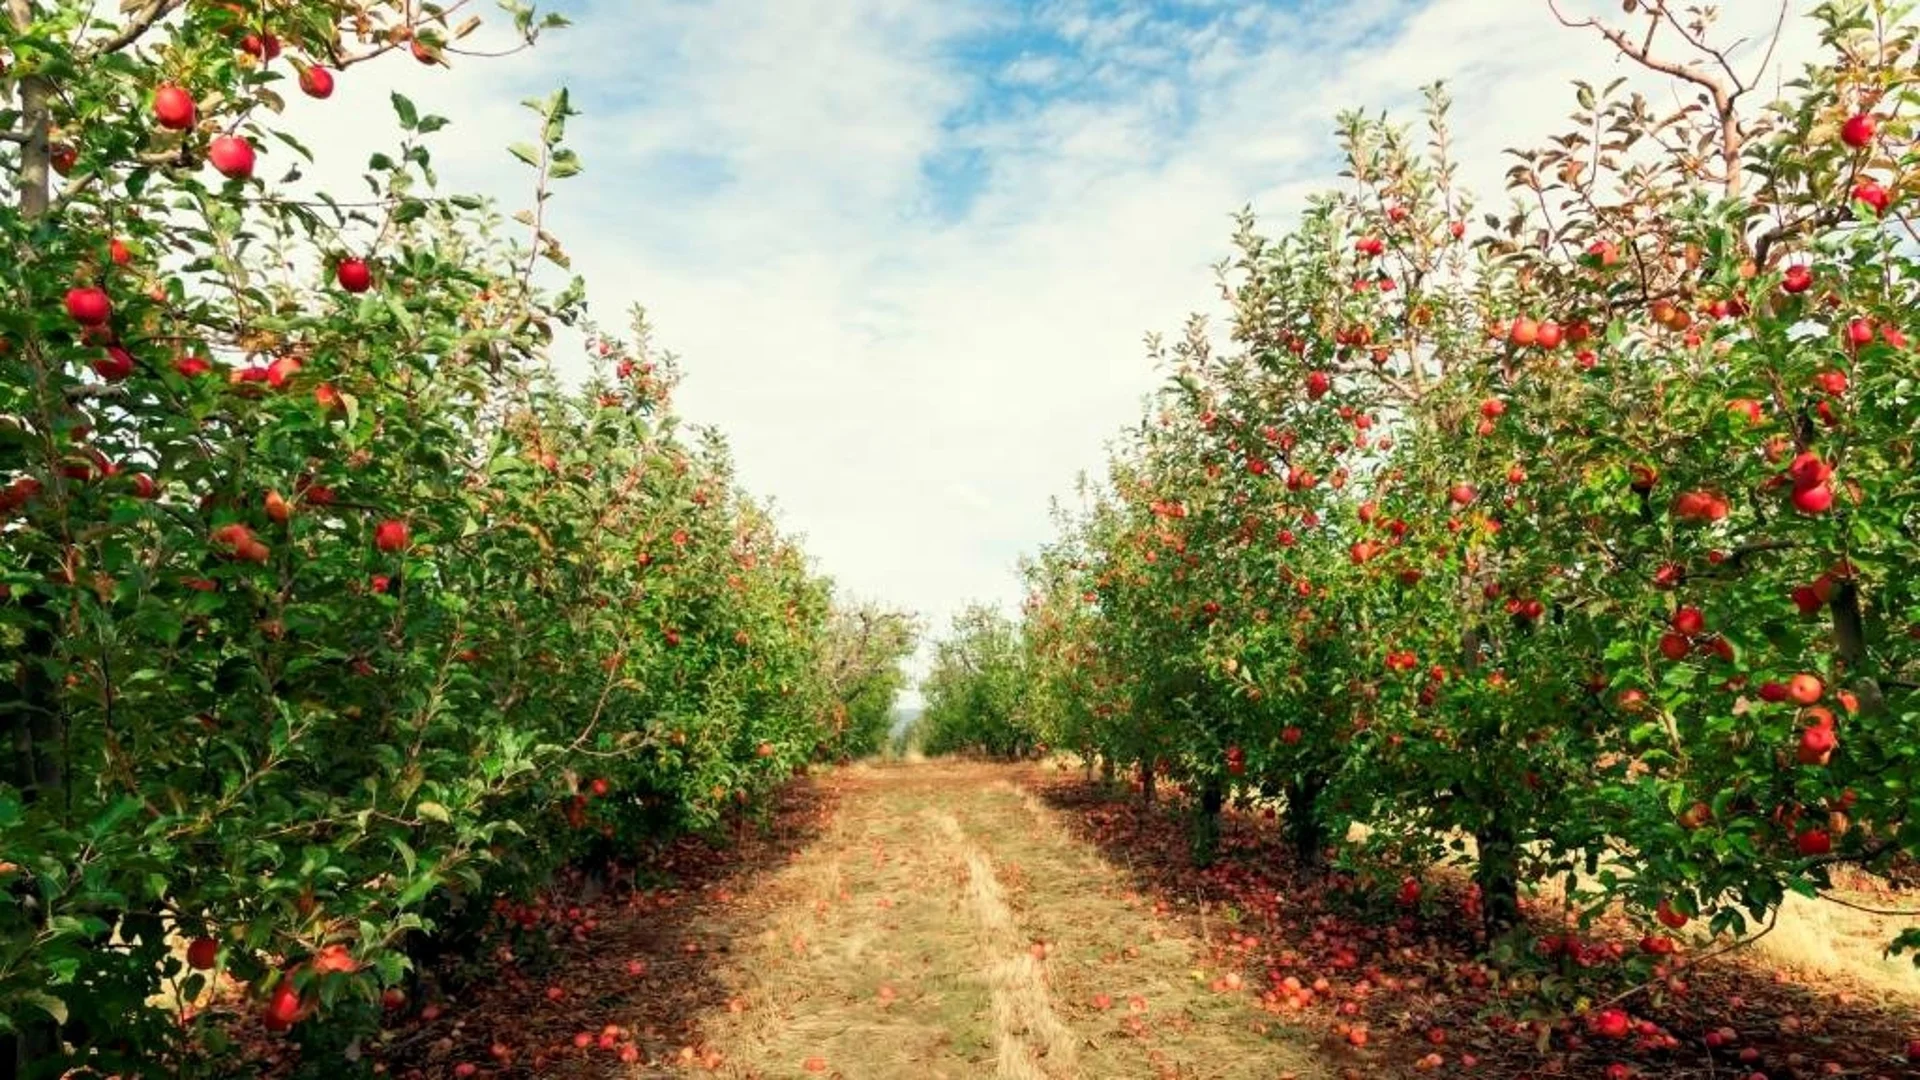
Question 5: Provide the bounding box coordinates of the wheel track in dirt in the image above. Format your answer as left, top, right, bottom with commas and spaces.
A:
671, 760, 1333, 1080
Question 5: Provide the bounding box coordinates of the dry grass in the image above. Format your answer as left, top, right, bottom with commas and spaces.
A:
683, 761, 1334, 1079
1749, 883, 1920, 1002
928, 808, 1077, 1079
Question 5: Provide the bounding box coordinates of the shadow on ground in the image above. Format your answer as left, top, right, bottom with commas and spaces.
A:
367, 778, 838, 1079
1027, 766, 1920, 1080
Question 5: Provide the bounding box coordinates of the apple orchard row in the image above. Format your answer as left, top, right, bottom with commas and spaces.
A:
960, 6, 1920, 970
1, 1, 910, 1073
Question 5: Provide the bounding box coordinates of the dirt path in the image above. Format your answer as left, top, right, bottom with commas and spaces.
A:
671, 761, 1333, 1080
361, 759, 1918, 1079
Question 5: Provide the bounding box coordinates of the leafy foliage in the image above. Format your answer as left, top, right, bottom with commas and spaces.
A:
1014, 0, 1920, 973
0, 2, 908, 1073
915, 604, 1042, 759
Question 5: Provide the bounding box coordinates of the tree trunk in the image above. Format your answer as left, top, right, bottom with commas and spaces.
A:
4, 595, 64, 1079
1138, 757, 1156, 806
1474, 817, 1522, 937
1191, 778, 1224, 867
1282, 774, 1329, 867
7, 19, 64, 1075
1099, 754, 1115, 785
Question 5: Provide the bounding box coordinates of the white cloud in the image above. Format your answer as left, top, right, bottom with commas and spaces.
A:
276, 0, 1826, 686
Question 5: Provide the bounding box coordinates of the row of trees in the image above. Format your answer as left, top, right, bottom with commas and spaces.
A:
0, 1, 912, 1075
946, 0, 1920, 968
914, 604, 1041, 759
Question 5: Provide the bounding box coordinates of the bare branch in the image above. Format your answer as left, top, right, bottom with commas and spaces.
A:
1655, 2, 1748, 94
83, 0, 188, 59
1543, 0, 1744, 198
1544, 0, 1596, 30
1750, 0, 1793, 93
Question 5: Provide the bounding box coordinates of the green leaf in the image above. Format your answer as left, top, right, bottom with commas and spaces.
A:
548, 149, 582, 180
272, 129, 315, 163
508, 143, 542, 169
392, 92, 420, 130
19, 992, 66, 1025
416, 801, 450, 824
397, 872, 439, 908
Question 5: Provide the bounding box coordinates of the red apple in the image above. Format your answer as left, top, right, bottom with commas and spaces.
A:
208, 135, 256, 180
1841, 112, 1876, 149
261, 983, 303, 1032
299, 65, 335, 98
1788, 673, 1824, 705
240, 32, 282, 60
1791, 483, 1834, 514
1671, 607, 1705, 637
374, 519, 410, 553
1656, 898, 1688, 929
1658, 632, 1691, 661
186, 936, 219, 970
93, 346, 135, 382
1852, 180, 1891, 214
336, 257, 372, 293
266, 355, 302, 389
65, 286, 111, 326
1798, 724, 1836, 765
153, 85, 196, 130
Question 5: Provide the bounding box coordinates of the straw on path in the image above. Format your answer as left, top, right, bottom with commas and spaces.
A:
675, 759, 1334, 1080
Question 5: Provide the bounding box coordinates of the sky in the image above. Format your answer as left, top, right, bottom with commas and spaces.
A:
281, 0, 1821, 696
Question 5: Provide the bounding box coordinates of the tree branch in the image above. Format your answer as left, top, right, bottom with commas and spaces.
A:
83, 0, 188, 59
1544, 0, 1743, 198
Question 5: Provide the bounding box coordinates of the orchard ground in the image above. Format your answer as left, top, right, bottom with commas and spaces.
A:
221, 759, 1920, 1079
